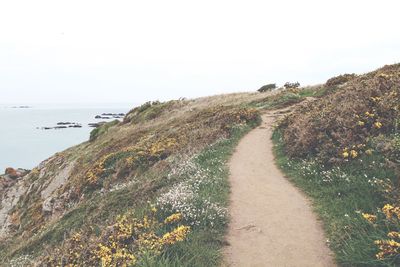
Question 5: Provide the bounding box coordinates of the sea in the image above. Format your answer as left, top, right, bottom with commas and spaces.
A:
0, 103, 134, 172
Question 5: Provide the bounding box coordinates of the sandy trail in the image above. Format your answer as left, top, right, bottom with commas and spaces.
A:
223, 111, 336, 267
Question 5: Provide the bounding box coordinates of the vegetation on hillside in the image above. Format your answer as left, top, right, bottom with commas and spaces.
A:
257, 83, 276, 92
274, 64, 400, 266
0, 93, 265, 266
252, 85, 325, 110
2, 62, 399, 266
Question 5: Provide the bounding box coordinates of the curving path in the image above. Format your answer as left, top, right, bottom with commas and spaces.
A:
223, 111, 336, 267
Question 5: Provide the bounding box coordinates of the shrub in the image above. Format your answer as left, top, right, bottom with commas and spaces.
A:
280, 64, 400, 163
85, 136, 178, 188
84, 107, 258, 190
258, 83, 276, 92
123, 100, 184, 124
39, 209, 191, 266
89, 120, 119, 142
284, 82, 300, 89
326, 73, 357, 87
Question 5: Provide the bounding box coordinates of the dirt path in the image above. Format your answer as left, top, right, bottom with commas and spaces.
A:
223, 111, 336, 267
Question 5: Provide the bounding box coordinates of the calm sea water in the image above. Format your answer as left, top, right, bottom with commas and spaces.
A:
0, 104, 133, 172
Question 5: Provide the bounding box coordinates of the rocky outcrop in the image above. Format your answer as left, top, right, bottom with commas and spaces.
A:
0, 158, 77, 239
41, 123, 82, 130
4, 168, 28, 179
40, 161, 76, 217
0, 168, 30, 239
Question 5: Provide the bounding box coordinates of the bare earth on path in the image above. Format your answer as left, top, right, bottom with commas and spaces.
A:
223, 111, 336, 267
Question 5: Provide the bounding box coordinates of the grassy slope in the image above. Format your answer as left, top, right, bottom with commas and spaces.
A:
139, 123, 258, 267
271, 65, 400, 266
273, 130, 395, 266
3, 67, 394, 266
1, 93, 264, 266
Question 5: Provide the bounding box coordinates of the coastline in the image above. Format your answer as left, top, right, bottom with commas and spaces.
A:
0, 105, 132, 172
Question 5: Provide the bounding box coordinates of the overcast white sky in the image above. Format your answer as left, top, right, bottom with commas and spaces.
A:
1, 0, 399, 104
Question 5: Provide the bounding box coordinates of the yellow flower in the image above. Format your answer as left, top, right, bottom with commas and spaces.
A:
71, 233, 82, 242
357, 121, 365, 126
342, 151, 349, 158
388, 232, 400, 239
362, 213, 377, 223
164, 213, 182, 224
374, 121, 382, 129
382, 204, 395, 219
126, 156, 135, 165
161, 225, 190, 245
350, 150, 358, 158
365, 111, 375, 118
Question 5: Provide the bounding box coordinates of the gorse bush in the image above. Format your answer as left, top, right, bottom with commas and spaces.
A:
73, 105, 259, 195
325, 73, 357, 87
85, 136, 178, 189
39, 209, 191, 266
275, 63, 400, 265
280, 64, 400, 163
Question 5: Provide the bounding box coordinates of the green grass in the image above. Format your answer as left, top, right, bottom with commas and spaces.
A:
89, 119, 119, 141
2, 118, 259, 266
252, 86, 325, 110
272, 129, 398, 267
145, 122, 259, 266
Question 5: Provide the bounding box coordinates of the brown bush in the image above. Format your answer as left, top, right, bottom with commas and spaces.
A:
325, 73, 357, 87
280, 64, 400, 162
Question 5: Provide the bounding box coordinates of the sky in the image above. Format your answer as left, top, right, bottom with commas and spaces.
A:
0, 0, 399, 104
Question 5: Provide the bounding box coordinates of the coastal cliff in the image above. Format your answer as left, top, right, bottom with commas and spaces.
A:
0, 93, 265, 265
1, 63, 399, 266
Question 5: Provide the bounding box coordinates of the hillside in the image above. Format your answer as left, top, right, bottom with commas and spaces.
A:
0, 93, 270, 266
274, 64, 400, 266
1, 63, 399, 266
